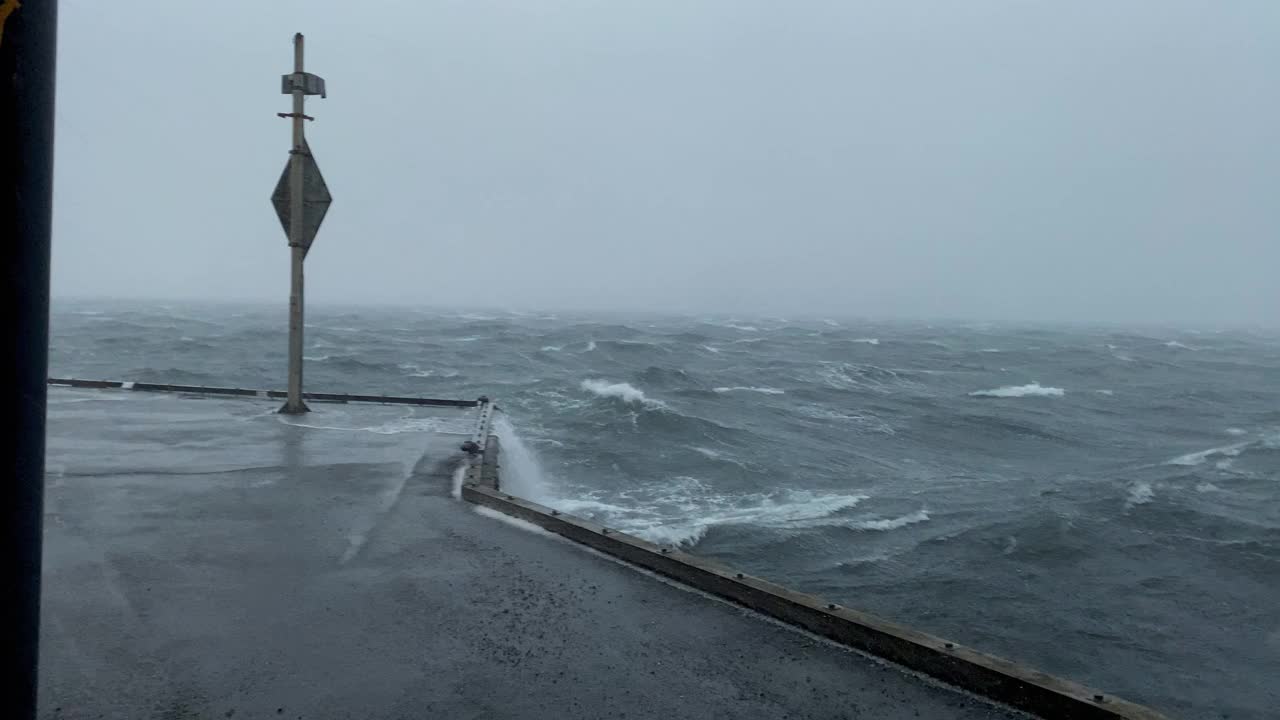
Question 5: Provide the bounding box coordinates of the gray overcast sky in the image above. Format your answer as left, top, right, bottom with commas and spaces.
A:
53, 1, 1279, 324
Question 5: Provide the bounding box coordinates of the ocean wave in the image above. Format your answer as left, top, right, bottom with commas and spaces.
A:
595, 339, 672, 354
794, 405, 896, 434
1126, 481, 1155, 508
1167, 441, 1250, 467
701, 345, 722, 354
552, 498, 647, 518
854, 338, 880, 345
1165, 341, 1200, 351
816, 362, 918, 394
307, 355, 399, 373
398, 362, 458, 378
638, 366, 692, 385
625, 490, 871, 546
970, 382, 1064, 398
847, 509, 931, 531
580, 379, 665, 408
713, 386, 785, 395
540, 345, 563, 352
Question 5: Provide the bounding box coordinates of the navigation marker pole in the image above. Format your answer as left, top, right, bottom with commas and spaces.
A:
273, 33, 331, 414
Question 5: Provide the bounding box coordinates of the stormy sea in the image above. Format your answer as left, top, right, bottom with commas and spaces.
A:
50, 299, 1279, 719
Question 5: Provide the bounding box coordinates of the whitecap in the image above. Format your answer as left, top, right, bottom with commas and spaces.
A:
970, 382, 1064, 398
546, 488, 871, 548
580, 379, 664, 408
1002, 536, 1018, 555
1167, 441, 1249, 466
854, 338, 880, 345
552, 498, 645, 517
401, 363, 439, 378
701, 345, 722, 354
713, 386, 785, 395
540, 345, 563, 352
1225, 428, 1247, 437
847, 509, 930, 531
1126, 482, 1155, 508
637, 491, 870, 544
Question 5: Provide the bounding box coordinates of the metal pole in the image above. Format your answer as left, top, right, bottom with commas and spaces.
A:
0, 1, 58, 716
283, 33, 309, 414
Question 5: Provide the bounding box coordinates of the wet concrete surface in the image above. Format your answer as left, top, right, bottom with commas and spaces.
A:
40, 388, 1022, 719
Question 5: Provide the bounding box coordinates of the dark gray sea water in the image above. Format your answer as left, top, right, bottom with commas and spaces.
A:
50, 300, 1280, 719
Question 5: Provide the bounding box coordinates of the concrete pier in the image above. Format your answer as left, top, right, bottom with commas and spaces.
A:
39, 385, 1164, 719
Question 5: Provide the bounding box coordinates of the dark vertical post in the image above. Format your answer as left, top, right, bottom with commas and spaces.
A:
0, 1, 58, 717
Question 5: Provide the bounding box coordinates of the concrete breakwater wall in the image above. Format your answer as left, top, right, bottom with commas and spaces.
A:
465, 439, 1169, 720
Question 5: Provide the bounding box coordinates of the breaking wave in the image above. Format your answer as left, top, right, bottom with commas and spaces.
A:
609, 489, 873, 546
847, 509, 931, 531
1126, 481, 1155, 508
970, 382, 1065, 398
493, 416, 552, 502
1166, 437, 1266, 466
714, 386, 785, 395
580, 379, 665, 408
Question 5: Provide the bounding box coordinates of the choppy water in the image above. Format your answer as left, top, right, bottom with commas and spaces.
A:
51, 299, 1280, 718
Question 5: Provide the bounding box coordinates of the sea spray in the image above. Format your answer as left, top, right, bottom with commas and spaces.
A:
493, 415, 552, 503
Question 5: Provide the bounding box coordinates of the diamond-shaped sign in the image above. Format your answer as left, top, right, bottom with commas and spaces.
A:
271, 139, 332, 256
